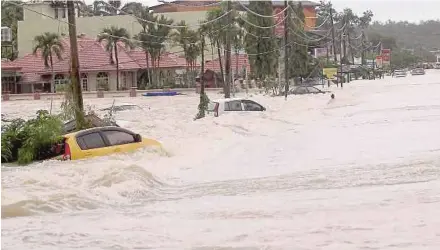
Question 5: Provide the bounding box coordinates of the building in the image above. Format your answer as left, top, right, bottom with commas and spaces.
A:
17, 1, 319, 56
17, 1, 208, 56
1, 36, 188, 94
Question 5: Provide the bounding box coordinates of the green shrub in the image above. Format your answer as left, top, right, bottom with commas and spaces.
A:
1, 110, 64, 165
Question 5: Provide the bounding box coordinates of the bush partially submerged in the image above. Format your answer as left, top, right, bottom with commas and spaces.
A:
1, 110, 64, 165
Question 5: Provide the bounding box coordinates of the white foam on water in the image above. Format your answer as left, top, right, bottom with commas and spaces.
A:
2, 71, 440, 249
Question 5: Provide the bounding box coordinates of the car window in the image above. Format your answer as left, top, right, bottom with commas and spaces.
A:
77, 132, 106, 150
307, 87, 321, 93
102, 130, 135, 146
294, 87, 308, 94
225, 100, 243, 111
242, 100, 263, 111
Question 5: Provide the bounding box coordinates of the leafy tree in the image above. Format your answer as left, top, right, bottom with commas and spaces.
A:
1, 110, 64, 165
340, 8, 359, 63
288, 3, 309, 81
172, 21, 201, 87
97, 26, 133, 90
391, 49, 422, 69
358, 10, 374, 64
32, 32, 64, 92
244, 1, 279, 80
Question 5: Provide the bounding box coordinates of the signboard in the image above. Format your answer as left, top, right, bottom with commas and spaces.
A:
381, 49, 391, 66
274, 7, 284, 37
322, 68, 338, 79
314, 48, 328, 58
376, 55, 383, 68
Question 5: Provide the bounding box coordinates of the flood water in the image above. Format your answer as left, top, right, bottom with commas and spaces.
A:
2, 72, 440, 249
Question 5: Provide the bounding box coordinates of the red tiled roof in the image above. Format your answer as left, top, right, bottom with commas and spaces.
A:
204, 54, 250, 73
127, 49, 190, 68
2, 37, 191, 83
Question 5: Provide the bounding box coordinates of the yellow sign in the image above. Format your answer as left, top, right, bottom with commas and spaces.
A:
323, 68, 338, 79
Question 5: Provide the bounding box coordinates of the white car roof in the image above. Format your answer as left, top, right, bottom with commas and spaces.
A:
211, 97, 247, 103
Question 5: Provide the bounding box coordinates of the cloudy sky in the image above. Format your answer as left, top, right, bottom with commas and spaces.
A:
82, 0, 440, 23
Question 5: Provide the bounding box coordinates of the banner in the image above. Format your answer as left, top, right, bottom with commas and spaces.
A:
322, 68, 338, 79
381, 49, 391, 66
376, 55, 383, 68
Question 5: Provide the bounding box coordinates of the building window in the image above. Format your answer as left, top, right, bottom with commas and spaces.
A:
54, 7, 59, 19
96, 72, 109, 90
81, 73, 88, 91
62, 8, 66, 18
54, 74, 65, 85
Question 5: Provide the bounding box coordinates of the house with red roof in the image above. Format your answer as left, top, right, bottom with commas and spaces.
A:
1, 36, 190, 94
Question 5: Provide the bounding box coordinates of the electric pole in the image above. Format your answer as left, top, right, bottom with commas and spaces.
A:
283, 0, 289, 100
224, 0, 232, 98
329, 6, 338, 63
67, 1, 86, 129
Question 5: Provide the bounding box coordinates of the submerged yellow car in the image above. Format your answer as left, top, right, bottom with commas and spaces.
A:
54, 126, 162, 160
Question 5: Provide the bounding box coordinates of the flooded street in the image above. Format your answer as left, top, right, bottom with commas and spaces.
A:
2, 72, 440, 249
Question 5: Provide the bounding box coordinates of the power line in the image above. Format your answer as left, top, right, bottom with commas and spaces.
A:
103, 1, 232, 28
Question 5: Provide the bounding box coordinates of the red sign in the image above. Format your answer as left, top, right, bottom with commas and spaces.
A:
381, 49, 391, 65
274, 7, 284, 37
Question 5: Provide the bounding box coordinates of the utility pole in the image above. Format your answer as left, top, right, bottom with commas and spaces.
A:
329, 7, 338, 63
224, 0, 232, 98
67, 1, 86, 129
283, 0, 289, 100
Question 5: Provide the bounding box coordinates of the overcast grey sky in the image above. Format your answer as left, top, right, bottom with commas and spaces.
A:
83, 0, 440, 23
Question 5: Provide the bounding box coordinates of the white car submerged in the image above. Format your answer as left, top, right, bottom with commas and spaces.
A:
207, 98, 266, 117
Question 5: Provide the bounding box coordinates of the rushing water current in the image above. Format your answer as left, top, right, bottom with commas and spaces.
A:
2, 72, 440, 250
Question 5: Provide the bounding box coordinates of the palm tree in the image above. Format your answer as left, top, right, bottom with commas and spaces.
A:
108, 0, 121, 15
120, 1, 143, 15
32, 32, 64, 93
205, 8, 227, 85
146, 15, 174, 85
133, 5, 155, 85
97, 26, 132, 90
172, 21, 201, 87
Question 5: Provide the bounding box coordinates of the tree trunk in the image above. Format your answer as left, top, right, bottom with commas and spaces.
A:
145, 51, 152, 86
49, 53, 55, 93
216, 40, 225, 90
114, 42, 120, 91
201, 40, 205, 95
156, 57, 160, 86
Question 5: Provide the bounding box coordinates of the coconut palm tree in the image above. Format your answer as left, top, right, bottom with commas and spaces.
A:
32, 32, 64, 93
146, 15, 174, 85
172, 21, 201, 87
133, 5, 155, 84
97, 26, 133, 90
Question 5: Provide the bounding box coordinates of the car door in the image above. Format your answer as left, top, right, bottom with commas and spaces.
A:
101, 130, 141, 154
75, 132, 111, 159
241, 100, 265, 111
